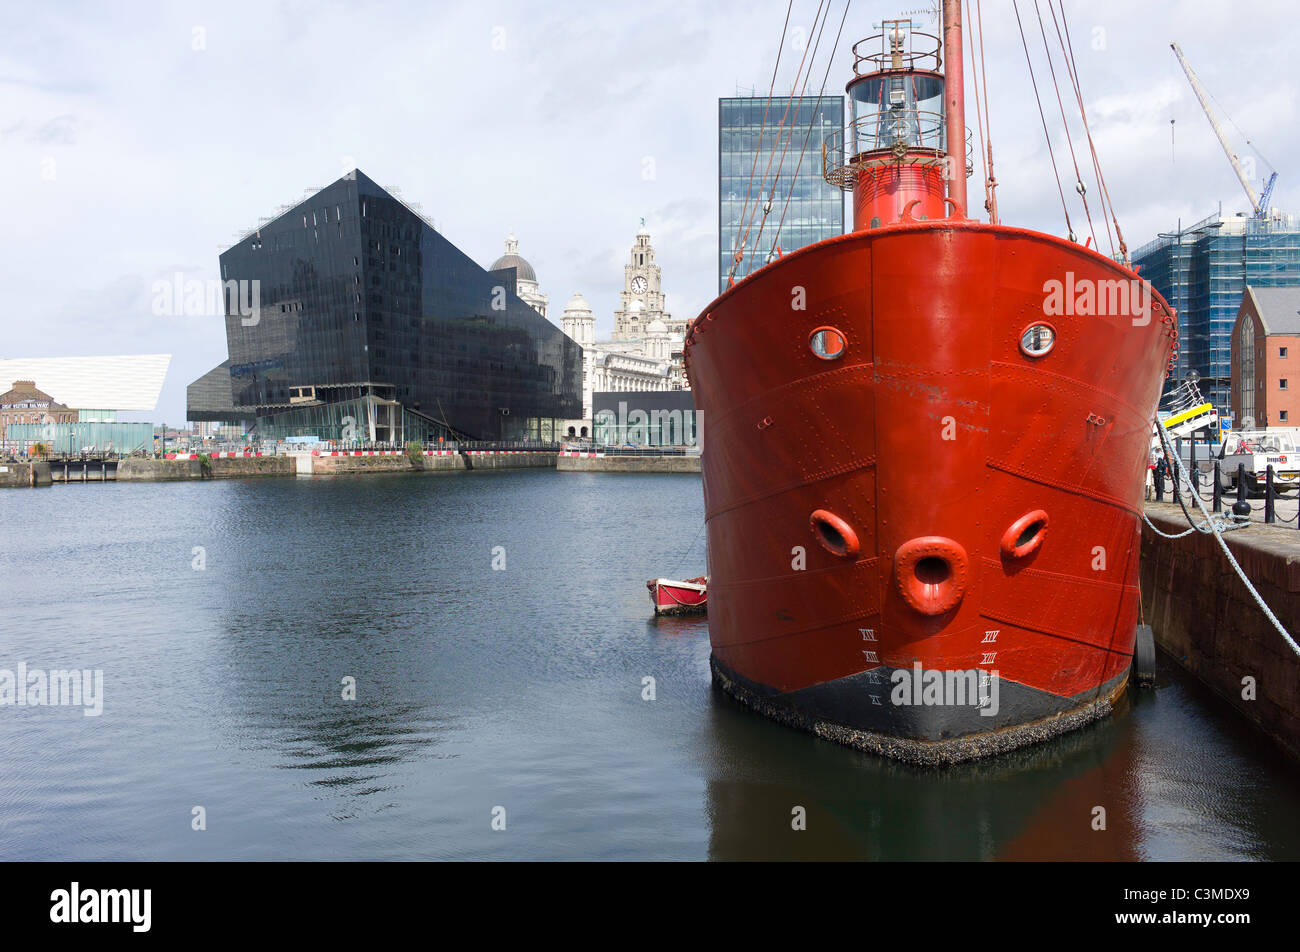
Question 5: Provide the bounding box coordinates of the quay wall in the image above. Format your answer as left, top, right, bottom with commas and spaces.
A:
210, 457, 294, 479
1141, 503, 1300, 762
0, 461, 51, 488
117, 457, 292, 481
117, 459, 202, 481
303, 453, 419, 476
557, 454, 701, 473
14, 451, 559, 482
303, 450, 556, 476
459, 451, 556, 471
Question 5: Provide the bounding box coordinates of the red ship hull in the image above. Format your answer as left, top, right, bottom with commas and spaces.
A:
685, 218, 1175, 764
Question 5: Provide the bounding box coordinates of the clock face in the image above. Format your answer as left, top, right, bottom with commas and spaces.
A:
631, 276, 648, 294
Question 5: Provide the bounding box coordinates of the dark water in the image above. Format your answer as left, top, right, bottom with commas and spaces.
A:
2, 470, 1299, 861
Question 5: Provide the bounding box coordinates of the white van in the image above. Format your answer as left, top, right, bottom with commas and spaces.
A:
1208, 430, 1300, 496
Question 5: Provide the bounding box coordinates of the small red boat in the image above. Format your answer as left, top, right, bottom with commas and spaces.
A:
647, 576, 708, 616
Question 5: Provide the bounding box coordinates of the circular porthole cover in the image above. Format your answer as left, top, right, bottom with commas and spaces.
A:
810, 326, 847, 360
1019, 323, 1056, 357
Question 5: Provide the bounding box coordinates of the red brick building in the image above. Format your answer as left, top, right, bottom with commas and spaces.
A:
1231, 287, 1300, 429
0, 380, 77, 441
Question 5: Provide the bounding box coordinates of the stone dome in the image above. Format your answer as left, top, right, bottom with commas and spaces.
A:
646, 318, 668, 335
491, 253, 536, 283
490, 232, 537, 283
564, 292, 592, 315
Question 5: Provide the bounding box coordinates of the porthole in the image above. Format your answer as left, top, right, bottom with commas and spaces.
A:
809, 509, 860, 558
1000, 510, 1049, 559
810, 326, 847, 360
1019, 323, 1056, 357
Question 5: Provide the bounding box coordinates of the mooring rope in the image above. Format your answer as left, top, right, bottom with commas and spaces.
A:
1146, 420, 1300, 656
672, 519, 707, 579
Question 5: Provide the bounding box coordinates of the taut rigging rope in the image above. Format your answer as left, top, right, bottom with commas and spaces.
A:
771, 0, 853, 258
730, 0, 797, 284
1033, 0, 1098, 250
1012, 0, 1074, 240
1053, 0, 1129, 263
739, 0, 829, 277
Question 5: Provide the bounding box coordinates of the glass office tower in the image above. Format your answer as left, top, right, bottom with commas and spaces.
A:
719, 96, 846, 295
190, 170, 581, 442
1134, 211, 1300, 414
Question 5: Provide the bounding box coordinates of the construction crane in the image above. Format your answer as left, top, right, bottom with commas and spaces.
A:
1171, 42, 1278, 219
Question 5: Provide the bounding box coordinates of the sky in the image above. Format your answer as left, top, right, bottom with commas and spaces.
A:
2, 0, 1298, 423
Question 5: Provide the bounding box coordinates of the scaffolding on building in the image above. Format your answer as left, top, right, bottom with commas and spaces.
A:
1133, 211, 1300, 414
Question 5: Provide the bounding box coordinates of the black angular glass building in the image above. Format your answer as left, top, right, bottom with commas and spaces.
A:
188, 170, 581, 441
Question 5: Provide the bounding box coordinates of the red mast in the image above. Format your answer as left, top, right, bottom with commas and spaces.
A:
942, 0, 967, 214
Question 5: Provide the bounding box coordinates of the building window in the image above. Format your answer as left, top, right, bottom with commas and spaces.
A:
1282, 347, 1289, 358
1282, 379, 1289, 390
1282, 411, 1290, 422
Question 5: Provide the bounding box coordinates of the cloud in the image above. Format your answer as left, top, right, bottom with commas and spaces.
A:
1, 114, 76, 145
3, 0, 1297, 423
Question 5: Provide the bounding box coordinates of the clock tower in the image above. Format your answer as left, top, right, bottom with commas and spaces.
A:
613, 221, 679, 340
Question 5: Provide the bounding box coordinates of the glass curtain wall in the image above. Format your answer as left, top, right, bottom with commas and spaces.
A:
719, 96, 845, 294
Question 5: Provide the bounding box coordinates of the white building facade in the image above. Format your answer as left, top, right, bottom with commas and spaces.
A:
554, 224, 695, 441
490, 232, 548, 318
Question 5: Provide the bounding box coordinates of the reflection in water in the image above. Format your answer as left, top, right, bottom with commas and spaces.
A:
702, 681, 1142, 861
996, 696, 1142, 861
702, 657, 1300, 861
646, 615, 709, 639
210, 584, 466, 823
3, 472, 1300, 860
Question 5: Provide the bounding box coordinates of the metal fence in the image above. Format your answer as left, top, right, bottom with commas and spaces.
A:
187, 439, 564, 455
599, 446, 698, 457
4, 437, 568, 462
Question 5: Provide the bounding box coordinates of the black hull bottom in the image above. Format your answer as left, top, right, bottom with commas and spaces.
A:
710, 655, 1130, 766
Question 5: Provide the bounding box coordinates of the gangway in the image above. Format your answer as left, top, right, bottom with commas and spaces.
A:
1157, 379, 1219, 445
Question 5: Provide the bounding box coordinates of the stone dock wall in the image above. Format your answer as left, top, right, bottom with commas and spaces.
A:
1141, 503, 1300, 762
